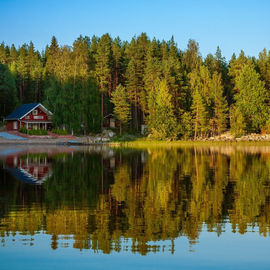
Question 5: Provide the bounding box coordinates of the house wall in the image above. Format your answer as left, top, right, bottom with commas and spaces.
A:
21, 106, 51, 121
6, 120, 20, 131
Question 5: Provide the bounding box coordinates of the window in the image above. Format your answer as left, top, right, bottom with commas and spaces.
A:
25, 115, 30, 119
33, 110, 38, 115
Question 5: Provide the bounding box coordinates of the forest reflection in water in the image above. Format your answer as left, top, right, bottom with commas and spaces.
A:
0, 145, 270, 255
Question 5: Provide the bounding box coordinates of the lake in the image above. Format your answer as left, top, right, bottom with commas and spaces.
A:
0, 144, 270, 269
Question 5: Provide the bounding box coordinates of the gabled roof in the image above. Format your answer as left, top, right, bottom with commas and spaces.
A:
104, 113, 114, 119
5, 103, 52, 120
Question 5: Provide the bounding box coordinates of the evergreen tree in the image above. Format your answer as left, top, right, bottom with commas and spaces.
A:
112, 37, 123, 93
257, 48, 270, 91
95, 34, 112, 128
0, 63, 18, 118
45, 36, 60, 76
147, 79, 178, 140
0, 42, 8, 64
234, 64, 269, 133
211, 72, 228, 135
110, 84, 131, 135
17, 44, 29, 103
182, 39, 201, 73
230, 105, 245, 137
191, 89, 208, 139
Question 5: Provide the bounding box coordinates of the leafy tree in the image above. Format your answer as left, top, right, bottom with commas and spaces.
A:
110, 84, 131, 135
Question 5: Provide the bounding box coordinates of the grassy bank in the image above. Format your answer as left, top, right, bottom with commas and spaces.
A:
109, 138, 270, 149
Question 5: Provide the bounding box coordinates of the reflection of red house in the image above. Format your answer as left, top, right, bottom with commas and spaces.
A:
5, 154, 52, 184
0, 146, 77, 185
5, 103, 53, 131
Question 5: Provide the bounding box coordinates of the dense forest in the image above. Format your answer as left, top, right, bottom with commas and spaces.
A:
0, 33, 270, 138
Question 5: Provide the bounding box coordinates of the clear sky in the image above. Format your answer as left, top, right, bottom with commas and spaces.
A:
1, 0, 269, 60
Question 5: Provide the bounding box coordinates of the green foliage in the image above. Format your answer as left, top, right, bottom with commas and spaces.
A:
179, 111, 193, 139
211, 72, 228, 135
234, 65, 269, 133
147, 79, 178, 140
230, 105, 246, 137
19, 126, 28, 134
0, 63, 18, 118
110, 84, 131, 135
52, 128, 68, 135
27, 129, 48, 135
0, 36, 270, 138
191, 89, 209, 138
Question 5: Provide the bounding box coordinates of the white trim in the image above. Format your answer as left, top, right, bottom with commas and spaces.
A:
19, 103, 53, 120
13, 121, 18, 129
21, 121, 52, 123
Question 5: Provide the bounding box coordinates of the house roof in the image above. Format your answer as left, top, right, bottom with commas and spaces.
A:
5, 103, 52, 120
104, 113, 114, 119
7, 168, 49, 185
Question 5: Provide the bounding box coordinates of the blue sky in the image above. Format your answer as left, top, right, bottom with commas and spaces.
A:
1, 0, 269, 60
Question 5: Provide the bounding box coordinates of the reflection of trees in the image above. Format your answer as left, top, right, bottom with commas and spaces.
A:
1, 148, 270, 254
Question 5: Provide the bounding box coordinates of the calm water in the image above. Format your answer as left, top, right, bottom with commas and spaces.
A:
0, 145, 270, 269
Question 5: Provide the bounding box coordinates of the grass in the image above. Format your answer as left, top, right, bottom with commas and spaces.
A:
109, 137, 270, 149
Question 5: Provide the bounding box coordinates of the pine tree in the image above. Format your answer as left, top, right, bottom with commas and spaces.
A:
110, 84, 130, 135
0, 42, 8, 64
143, 39, 161, 95
0, 63, 18, 118
95, 34, 112, 128
112, 37, 123, 93
45, 36, 60, 76
17, 44, 29, 103
182, 39, 201, 73
257, 48, 270, 91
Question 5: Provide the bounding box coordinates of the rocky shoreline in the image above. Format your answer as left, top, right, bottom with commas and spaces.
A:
196, 133, 270, 142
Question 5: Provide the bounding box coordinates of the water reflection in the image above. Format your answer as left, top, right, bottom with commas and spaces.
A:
0, 145, 270, 255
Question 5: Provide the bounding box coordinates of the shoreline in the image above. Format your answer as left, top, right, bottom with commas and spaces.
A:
2, 138, 270, 147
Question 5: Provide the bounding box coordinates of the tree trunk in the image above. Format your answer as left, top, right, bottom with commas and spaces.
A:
120, 122, 122, 135
101, 92, 103, 129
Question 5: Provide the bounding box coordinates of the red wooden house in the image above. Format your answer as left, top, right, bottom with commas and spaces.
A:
5, 103, 53, 131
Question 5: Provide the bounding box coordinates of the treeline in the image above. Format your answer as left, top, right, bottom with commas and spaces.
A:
0, 34, 270, 138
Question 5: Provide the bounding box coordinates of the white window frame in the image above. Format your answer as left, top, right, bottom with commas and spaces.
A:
13, 121, 18, 129
33, 110, 38, 115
